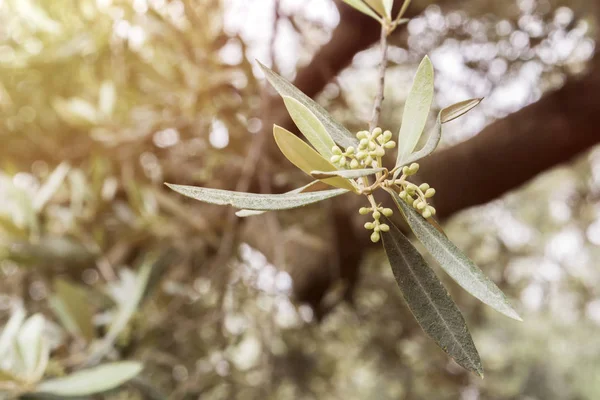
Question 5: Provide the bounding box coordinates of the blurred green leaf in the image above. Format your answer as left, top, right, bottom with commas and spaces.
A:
393, 192, 522, 321
0, 307, 25, 357
258, 61, 358, 149
381, 218, 483, 377
16, 314, 48, 381
33, 162, 70, 212
283, 96, 337, 158
166, 182, 349, 211
341, 0, 381, 20
364, 0, 387, 16
49, 279, 95, 341
395, 56, 434, 167
273, 125, 357, 192
36, 361, 143, 396
310, 167, 385, 179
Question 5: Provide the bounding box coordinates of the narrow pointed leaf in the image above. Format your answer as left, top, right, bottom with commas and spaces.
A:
283, 96, 336, 158
235, 181, 322, 217
341, 0, 381, 20
310, 167, 385, 179
392, 98, 482, 178
36, 361, 143, 396
17, 314, 45, 378
383, 0, 394, 18
166, 183, 348, 211
258, 61, 358, 148
440, 98, 482, 123
49, 278, 95, 340
0, 307, 25, 356
396, 56, 434, 166
364, 0, 387, 16
381, 218, 483, 376
273, 125, 356, 192
392, 193, 522, 321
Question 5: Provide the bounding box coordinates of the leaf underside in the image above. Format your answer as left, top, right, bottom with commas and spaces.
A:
165, 183, 348, 211
310, 167, 385, 179
236, 180, 323, 217
381, 217, 483, 377
341, 0, 381, 21
392, 193, 522, 321
258, 61, 358, 149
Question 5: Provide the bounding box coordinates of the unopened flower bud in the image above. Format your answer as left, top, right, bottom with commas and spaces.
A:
364, 222, 374, 230
346, 146, 355, 155
425, 188, 436, 198
365, 156, 373, 165
372, 211, 381, 219
372, 127, 382, 137
350, 159, 359, 169
375, 147, 385, 157
399, 191, 407, 200
332, 146, 342, 155
384, 141, 396, 149
402, 166, 409, 175
422, 209, 432, 219
417, 202, 426, 210
419, 183, 430, 191
359, 139, 369, 148
383, 130, 392, 141
370, 231, 380, 243
356, 151, 367, 160
368, 141, 377, 150
340, 156, 347, 166
356, 131, 368, 139
379, 224, 390, 232
409, 163, 420, 174
330, 155, 341, 163
359, 207, 370, 215
427, 206, 436, 215
382, 208, 394, 217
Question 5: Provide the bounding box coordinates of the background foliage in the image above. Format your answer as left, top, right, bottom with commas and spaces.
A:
1, 0, 599, 398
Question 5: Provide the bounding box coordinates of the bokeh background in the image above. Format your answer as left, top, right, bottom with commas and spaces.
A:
1, 0, 600, 398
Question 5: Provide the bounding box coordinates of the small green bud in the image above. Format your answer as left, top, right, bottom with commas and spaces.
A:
379, 224, 390, 232
356, 151, 367, 160
346, 146, 355, 155
357, 131, 368, 139
412, 199, 420, 208
340, 156, 347, 166
419, 183, 430, 191
383, 130, 392, 141
422, 209, 432, 219
374, 225, 380, 232
406, 194, 414, 203
372, 210, 381, 219
359, 207, 370, 215
332, 146, 342, 155
374, 147, 385, 157
382, 208, 394, 217
384, 141, 396, 149
370, 231, 380, 243
350, 159, 359, 169
364, 222, 374, 230
427, 206, 436, 215
372, 127, 382, 137
409, 163, 420, 174
365, 156, 373, 165
368, 141, 377, 150
417, 202, 426, 210
330, 155, 341, 163
425, 188, 436, 198
399, 191, 407, 200
402, 166, 409, 175
359, 139, 369, 148
406, 183, 417, 195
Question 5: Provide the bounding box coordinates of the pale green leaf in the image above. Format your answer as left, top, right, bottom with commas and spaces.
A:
440, 98, 482, 123
283, 96, 337, 158
310, 167, 385, 179
16, 314, 45, 379
341, 0, 381, 20
258, 61, 358, 149
33, 162, 70, 212
166, 183, 348, 211
381, 218, 483, 377
50, 278, 95, 340
36, 361, 143, 396
396, 56, 434, 166
363, 0, 386, 16
273, 125, 357, 192
235, 181, 322, 217
0, 307, 25, 357
383, 0, 394, 18
393, 98, 482, 178
392, 193, 522, 321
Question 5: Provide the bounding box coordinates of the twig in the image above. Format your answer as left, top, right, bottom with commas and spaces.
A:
368, 24, 389, 131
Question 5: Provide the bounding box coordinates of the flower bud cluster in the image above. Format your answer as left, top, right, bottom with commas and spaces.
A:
330, 127, 396, 169
359, 205, 393, 242
397, 163, 437, 218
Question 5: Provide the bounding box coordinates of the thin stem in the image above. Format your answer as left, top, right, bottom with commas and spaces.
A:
368, 24, 389, 132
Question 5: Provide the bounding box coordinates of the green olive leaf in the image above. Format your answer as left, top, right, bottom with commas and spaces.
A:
36, 361, 143, 396
363, 0, 387, 16
258, 61, 358, 149
395, 56, 434, 167
393, 98, 482, 179
49, 278, 95, 340
235, 181, 322, 217
166, 183, 348, 210
310, 167, 385, 180
273, 125, 357, 192
283, 96, 337, 158
341, 0, 381, 20
381, 217, 484, 377
392, 192, 522, 321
